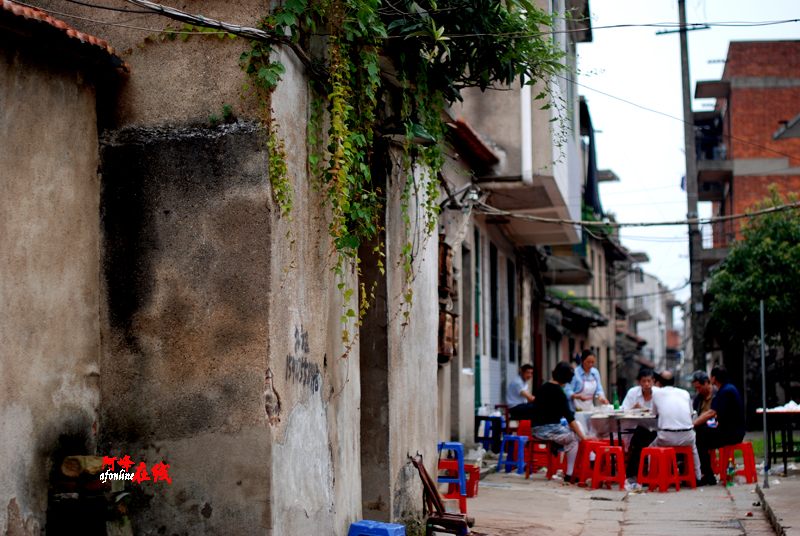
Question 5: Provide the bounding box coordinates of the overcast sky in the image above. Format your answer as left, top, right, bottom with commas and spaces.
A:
575, 0, 800, 313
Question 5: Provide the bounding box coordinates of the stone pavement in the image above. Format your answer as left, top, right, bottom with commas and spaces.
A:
459, 468, 776, 536
757, 474, 800, 536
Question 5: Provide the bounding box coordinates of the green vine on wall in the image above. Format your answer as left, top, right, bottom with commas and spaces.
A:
235, 0, 570, 342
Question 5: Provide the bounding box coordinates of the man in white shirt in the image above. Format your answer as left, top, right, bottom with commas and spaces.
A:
622, 369, 657, 410
507, 364, 535, 420
647, 371, 703, 483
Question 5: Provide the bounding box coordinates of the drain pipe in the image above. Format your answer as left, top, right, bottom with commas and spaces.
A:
520, 82, 534, 186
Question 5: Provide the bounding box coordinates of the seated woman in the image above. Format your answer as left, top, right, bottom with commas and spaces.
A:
526, 361, 597, 482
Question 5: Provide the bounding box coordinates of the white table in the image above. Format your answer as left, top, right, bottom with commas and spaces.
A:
575, 411, 658, 448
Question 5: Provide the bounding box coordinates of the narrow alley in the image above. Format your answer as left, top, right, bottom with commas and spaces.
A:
466, 471, 776, 536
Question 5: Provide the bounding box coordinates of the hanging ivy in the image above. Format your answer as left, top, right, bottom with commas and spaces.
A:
239, 0, 569, 341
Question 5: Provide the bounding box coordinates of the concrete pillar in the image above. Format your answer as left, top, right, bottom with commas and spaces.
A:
359, 144, 438, 528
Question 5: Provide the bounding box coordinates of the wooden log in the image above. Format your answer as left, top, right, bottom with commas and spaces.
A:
61, 456, 104, 478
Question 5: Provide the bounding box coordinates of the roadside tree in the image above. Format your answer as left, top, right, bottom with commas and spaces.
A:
707, 186, 800, 403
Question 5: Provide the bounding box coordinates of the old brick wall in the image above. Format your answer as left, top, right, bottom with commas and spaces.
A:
723, 40, 800, 79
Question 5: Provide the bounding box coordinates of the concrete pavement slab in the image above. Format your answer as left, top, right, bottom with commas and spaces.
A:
757, 476, 800, 536
463, 469, 774, 536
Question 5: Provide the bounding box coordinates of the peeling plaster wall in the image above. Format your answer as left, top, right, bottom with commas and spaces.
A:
84, 4, 364, 532
385, 162, 438, 527
97, 116, 362, 534
360, 148, 438, 529
0, 36, 101, 535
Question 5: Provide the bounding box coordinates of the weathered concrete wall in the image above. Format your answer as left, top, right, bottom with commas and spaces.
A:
439, 164, 477, 445
0, 35, 100, 535
360, 146, 438, 531
98, 123, 275, 533
98, 113, 362, 534
30, 0, 263, 129
385, 160, 438, 528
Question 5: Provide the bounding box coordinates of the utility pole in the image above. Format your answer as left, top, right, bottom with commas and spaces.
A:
677, 0, 705, 372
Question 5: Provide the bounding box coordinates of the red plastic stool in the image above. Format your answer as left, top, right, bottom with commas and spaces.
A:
525, 439, 550, 478
672, 446, 697, 489
591, 445, 626, 490
638, 447, 680, 493
439, 459, 467, 514
547, 450, 568, 480
709, 448, 720, 475
719, 442, 757, 484
572, 441, 607, 487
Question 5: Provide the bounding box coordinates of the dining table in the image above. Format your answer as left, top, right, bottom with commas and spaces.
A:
756, 408, 800, 474
574, 409, 658, 449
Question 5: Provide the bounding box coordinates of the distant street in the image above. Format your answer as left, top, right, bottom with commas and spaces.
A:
465, 469, 776, 536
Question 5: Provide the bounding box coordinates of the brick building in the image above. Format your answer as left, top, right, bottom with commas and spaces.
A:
695, 40, 800, 268
692, 40, 800, 421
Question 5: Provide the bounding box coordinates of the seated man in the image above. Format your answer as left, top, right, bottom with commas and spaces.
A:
691, 370, 717, 419
622, 368, 657, 410
693, 365, 746, 485
645, 371, 703, 484
507, 364, 536, 421
621, 369, 658, 467
527, 362, 597, 482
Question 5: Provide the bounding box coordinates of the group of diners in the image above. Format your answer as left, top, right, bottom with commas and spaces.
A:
506, 350, 745, 487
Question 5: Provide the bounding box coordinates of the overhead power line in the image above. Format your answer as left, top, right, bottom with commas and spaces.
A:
579, 281, 690, 301
387, 19, 800, 39
41, 1, 800, 42
60, 0, 155, 13
475, 200, 800, 228
566, 75, 800, 163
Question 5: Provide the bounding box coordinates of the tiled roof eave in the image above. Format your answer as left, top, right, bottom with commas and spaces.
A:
1, 0, 127, 70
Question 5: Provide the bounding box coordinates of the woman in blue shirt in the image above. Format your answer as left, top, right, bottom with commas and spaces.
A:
565, 350, 609, 411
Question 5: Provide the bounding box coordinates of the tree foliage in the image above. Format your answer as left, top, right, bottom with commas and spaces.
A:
707, 186, 800, 399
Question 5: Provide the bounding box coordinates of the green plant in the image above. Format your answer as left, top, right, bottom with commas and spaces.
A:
707, 186, 800, 403
233, 0, 570, 342
549, 289, 601, 315
222, 103, 233, 119
239, 32, 293, 222
208, 114, 220, 125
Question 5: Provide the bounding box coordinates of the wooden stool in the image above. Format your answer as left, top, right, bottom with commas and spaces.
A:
672, 446, 697, 489
638, 447, 680, 493
591, 445, 626, 490
719, 442, 757, 484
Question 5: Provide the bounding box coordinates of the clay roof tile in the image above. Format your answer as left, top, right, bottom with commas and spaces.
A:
2, 0, 122, 60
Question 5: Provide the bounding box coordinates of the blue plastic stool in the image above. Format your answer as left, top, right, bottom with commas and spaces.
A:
348, 519, 406, 536
496, 434, 527, 474
475, 416, 504, 452
437, 441, 467, 497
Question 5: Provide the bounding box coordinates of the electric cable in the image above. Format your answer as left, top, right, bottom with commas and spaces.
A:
563, 75, 800, 163
60, 0, 155, 14
474, 199, 800, 228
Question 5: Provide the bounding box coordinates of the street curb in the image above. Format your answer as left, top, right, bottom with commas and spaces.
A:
756, 483, 790, 536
